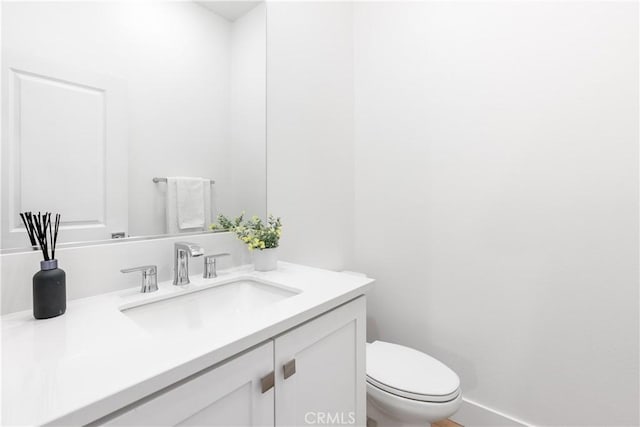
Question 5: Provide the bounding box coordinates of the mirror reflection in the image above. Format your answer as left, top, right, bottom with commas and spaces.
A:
1, 1, 266, 251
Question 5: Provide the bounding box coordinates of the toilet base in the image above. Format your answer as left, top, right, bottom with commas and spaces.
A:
367, 400, 408, 427
366, 386, 463, 427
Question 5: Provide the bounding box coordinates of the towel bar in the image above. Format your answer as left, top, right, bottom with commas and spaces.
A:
153, 177, 215, 184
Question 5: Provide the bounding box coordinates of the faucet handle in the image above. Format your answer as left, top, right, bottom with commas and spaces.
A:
121, 265, 157, 274
121, 265, 158, 293
203, 253, 230, 279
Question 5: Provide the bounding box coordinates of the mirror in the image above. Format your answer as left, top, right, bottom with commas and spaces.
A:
1, 1, 266, 252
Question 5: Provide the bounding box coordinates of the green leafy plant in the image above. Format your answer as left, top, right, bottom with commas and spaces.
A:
211, 213, 282, 251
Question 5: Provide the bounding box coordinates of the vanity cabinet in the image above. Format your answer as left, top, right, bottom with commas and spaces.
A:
104, 342, 275, 426
275, 297, 366, 426
101, 297, 366, 426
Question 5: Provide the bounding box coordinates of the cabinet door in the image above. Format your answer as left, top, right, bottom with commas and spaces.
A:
104, 342, 274, 426
274, 297, 366, 427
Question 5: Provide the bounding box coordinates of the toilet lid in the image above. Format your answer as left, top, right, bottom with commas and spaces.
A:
366, 341, 460, 403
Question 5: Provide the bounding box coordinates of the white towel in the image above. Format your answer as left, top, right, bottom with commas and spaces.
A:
165, 177, 211, 233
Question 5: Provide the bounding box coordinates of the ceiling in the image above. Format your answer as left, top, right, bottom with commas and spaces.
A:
196, 1, 262, 22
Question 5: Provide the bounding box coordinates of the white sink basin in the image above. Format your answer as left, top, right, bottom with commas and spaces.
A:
121, 279, 299, 334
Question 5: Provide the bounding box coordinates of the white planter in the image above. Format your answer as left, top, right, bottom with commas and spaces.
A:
252, 247, 278, 271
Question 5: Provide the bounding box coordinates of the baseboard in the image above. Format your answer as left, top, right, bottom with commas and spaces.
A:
450, 398, 533, 426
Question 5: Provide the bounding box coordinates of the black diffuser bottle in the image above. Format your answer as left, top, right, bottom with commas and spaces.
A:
33, 259, 66, 319
20, 212, 66, 319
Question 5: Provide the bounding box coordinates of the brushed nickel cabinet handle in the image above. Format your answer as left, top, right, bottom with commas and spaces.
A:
283, 359, 296, 379
261, 371, 275, 393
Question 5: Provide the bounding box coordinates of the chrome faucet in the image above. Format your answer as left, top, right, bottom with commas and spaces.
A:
173, 242, 204, 285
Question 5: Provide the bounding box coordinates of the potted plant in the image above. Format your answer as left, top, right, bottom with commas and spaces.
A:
211, 213, 282, 271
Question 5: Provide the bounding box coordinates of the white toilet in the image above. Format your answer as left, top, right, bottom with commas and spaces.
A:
366, 341, 462, 427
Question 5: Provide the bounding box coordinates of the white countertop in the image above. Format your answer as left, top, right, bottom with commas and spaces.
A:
1, 262, 373, 426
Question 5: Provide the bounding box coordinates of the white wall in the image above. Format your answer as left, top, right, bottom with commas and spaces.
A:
266, 2, 355, 270
353, 2, 639, 426
230, 3, 267, 218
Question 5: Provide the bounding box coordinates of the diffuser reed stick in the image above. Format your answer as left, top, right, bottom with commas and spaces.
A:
19, 213, 37, 247
19, 211, 61, 261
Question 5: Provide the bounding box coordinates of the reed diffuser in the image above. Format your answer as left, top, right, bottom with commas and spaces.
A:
20, 212, 66, 319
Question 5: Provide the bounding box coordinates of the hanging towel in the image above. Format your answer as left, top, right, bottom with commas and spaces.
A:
165, 177, 211, 233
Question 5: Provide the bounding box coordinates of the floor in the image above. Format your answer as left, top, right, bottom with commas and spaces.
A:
369, 417, 462, 427
432, 420, 463, 427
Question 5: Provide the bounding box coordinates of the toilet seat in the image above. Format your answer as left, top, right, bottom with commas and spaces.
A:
366, 341, 461, 403
367, 377, 460, 403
